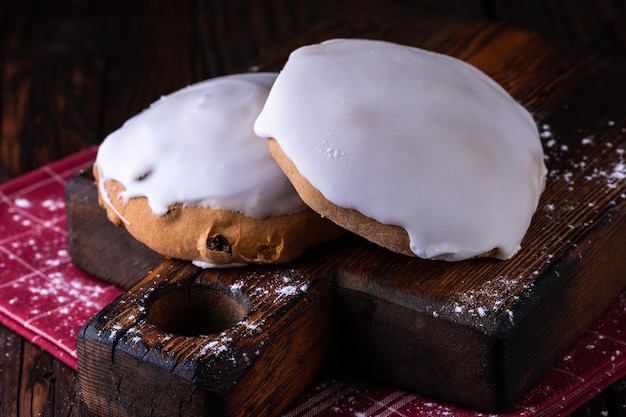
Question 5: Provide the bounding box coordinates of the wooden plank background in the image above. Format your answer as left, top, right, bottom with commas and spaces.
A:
1, 0, 626, 416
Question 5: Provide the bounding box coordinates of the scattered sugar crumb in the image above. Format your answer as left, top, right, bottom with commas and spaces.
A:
242, 320, 261, 331
581, 136, 594, 145
42, 198, 65, 211
275, 282, 309, 297
108, 324, 124, 340
506, 309, 514, 324
14, 198, 32, 208
611, 162, 626, 180
277, 285, 298, 296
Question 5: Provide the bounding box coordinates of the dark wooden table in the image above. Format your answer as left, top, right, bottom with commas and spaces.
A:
1, 1, 626, 415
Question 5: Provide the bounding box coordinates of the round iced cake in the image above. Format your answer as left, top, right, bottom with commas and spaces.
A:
94, 73, 344, 267
254, 39, 547, 261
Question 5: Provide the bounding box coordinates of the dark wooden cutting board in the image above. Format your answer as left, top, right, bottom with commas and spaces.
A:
68, 6, 626, 417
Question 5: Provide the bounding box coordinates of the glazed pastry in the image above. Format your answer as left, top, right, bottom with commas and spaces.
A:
254, 39, 547, 261
94, 73, 344, 267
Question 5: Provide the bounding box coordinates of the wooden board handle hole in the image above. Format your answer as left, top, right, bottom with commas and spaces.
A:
145, 280, 249, 337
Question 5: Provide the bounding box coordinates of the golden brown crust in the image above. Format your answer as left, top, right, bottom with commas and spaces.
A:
267, 138, 415, 257
93, 164, 345, 265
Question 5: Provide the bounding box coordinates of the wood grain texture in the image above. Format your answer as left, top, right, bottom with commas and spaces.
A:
0, 326, 89, 417
77, 257, 336, 417
66, 167, 165, 287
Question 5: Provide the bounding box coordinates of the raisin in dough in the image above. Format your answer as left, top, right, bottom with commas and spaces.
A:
94, 73, 344, 267
254, 39, 547, 261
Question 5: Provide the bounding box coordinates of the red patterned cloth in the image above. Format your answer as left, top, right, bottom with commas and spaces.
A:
1, 148, 625, 416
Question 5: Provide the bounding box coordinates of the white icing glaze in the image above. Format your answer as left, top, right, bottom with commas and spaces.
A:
192, 260, 246, 269
254, 39, 547, 261
96, 73, 306, 223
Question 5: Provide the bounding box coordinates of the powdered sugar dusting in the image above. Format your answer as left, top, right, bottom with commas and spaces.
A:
198, 334, 234, 356
541, 120, 625, 192
441, 273, 536, 328
424, 119, 626, 329
276, 282, 310, 297
242, 269, 313, 302
14, 198, 32, 208
3, 147, 626, 417
537, 119, 626, 243
41, 198, 65, 211
107, 266, 318, 372
610, 160, 626, 182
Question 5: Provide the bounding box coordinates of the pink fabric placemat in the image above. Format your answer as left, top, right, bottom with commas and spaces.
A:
1, 148, 625, 416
